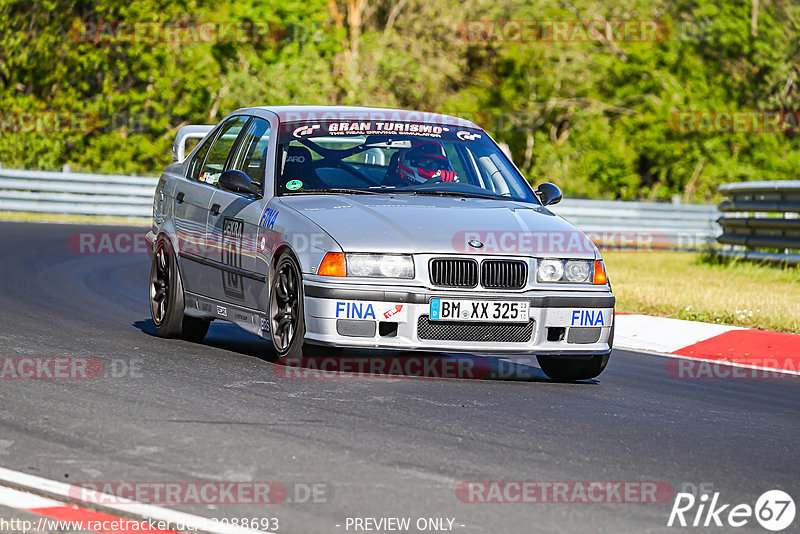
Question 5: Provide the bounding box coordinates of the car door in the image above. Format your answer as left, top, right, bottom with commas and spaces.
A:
176, 115, 249, 297
206, 117, 272, 311
173, 130, 215, 296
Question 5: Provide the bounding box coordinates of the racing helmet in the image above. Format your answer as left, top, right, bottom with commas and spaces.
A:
397, 141, 458, 184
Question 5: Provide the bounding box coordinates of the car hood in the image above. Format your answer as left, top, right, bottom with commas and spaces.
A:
278, 194, 598, 258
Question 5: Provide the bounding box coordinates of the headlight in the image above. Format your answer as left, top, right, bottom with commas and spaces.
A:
537, 259, 564, 282
564, 260, 591, 282
346, 253, 414, 279
537, 259, 597, 284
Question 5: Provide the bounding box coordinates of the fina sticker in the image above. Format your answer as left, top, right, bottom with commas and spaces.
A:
333, 301, 409, 323
259, 207, 279, 229
571, 309, 606, 326
286, 180, 303, 190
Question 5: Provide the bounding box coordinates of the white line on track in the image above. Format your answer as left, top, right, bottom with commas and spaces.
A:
0, 465, 264, 534
0, 484, 63, 509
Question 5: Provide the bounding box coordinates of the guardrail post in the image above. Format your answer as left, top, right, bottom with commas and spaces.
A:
62, 164, 71, 173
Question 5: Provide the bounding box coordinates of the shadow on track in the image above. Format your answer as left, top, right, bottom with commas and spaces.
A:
133, 318, 598, 384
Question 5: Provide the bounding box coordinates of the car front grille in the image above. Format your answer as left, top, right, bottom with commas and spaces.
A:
429, 258, 529, 289
429, 258, 478, 288
481, 260, 528, 289
417, 316, 535, 343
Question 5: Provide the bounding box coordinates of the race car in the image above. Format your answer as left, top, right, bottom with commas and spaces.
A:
147, 105, 615, 381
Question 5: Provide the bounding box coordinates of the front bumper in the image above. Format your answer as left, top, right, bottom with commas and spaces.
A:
302, 281, 614, 355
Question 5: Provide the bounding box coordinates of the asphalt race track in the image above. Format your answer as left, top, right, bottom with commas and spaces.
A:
0, 221, 798, 533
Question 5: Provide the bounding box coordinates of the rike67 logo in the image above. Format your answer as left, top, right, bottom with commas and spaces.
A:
668, 490, 795, 531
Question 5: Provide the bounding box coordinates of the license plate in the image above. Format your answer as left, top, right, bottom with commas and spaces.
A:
429, 298, 529, 323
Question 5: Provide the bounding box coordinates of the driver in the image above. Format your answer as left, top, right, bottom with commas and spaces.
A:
395, 140, 458, 185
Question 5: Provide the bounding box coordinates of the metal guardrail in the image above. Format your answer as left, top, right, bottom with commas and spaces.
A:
0, 166, 721, 249
551, 199, 719, 249
0, 166, 158, 217
716, 181, 800, 264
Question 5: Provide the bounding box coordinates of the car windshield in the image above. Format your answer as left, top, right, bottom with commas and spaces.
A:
275, 120, 538, 203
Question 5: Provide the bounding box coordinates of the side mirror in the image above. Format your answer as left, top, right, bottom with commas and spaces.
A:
219, 170, 259, 195
535, 182, 562, 206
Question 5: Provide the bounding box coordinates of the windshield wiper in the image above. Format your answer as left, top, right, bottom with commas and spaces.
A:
285, 188, 383, 195
410, 190, 509, 200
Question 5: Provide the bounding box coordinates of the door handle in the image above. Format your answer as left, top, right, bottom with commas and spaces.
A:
211, 203, 221, 216
176, 192, 185, 204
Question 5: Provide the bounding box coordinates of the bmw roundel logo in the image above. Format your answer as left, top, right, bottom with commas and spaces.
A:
468, 239, 484, 249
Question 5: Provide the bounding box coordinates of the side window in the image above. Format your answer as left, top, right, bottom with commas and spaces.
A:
198, 116, 249, 186
229, 118, 271, 194
188, 137, 212, 181
471, 148, 520, 196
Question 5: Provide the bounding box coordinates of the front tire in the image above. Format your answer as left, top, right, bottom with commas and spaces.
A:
537, 354, 610, 382
269, 252, 305, 359
149, 236, 210, 342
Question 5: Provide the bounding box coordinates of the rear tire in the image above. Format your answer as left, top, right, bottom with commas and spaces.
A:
537, 354, 609, 382
269, 252, 305, 359
149, 236, 210, 342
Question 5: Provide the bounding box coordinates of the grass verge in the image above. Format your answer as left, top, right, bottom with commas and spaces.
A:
0, 210, 149, 226
603, 251, 800, 333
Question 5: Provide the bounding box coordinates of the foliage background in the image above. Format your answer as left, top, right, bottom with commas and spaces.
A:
1, 0, 798, 201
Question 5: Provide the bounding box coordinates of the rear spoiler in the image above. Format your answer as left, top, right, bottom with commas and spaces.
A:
172, 125, 215, 163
